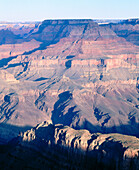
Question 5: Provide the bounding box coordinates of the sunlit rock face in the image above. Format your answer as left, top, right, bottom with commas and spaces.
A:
1, 122, 138, 170
0, 19, 139, 141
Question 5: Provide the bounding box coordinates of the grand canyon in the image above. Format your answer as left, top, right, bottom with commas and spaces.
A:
0, 19, 139, 169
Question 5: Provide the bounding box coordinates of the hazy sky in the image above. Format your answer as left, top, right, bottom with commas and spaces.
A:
0, 0, 138, 22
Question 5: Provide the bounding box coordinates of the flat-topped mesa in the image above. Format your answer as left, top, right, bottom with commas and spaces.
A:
31, 19, 100, 45
40, 19, 98, 26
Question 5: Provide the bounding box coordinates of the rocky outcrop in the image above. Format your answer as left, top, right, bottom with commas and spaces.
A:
5, 121, 137, 170
0, 70, 18, 82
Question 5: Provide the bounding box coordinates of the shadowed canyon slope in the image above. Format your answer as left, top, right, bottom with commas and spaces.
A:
0, 19, 139, 141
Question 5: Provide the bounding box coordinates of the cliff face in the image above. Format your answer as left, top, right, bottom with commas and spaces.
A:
0, 121, 138, 170
101, 19, 139, 46
0, 19, 139, 141
21, 121, 139, 156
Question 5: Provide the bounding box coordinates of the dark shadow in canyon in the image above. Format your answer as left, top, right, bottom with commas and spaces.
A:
52, 91, 80, 126
0, 55, 18, 68
0, 123, 32, 144
51, 91, 139, 138
83, 119, 139, 138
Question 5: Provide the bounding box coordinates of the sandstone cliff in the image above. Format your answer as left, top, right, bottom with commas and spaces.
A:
0, 121, 138, 170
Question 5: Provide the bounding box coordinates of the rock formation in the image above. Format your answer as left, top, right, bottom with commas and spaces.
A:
0, 18, 139, 169
0, 19, 139, 141
0, 121, 138, 170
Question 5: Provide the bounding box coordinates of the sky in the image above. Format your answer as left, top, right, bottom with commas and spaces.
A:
0, 0, 138, 22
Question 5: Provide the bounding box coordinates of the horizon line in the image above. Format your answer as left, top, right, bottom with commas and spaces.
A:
0, 17, 138, 23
